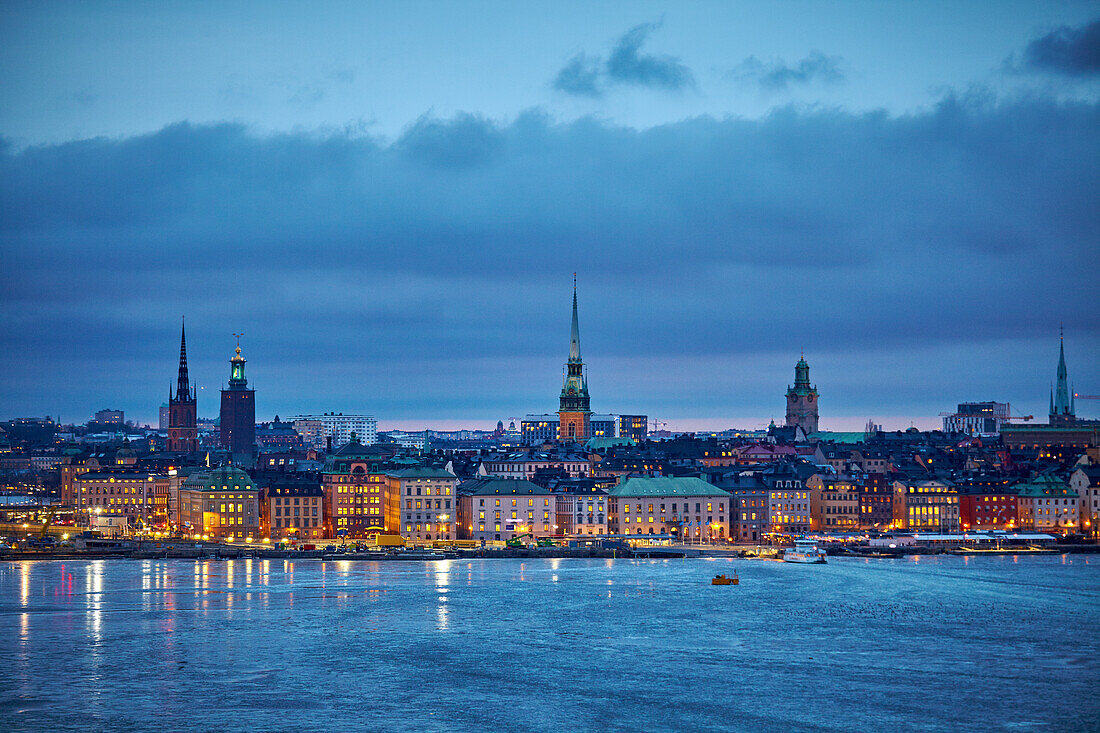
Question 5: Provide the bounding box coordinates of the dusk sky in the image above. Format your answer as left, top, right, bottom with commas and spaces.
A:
2, 1, 1098, 431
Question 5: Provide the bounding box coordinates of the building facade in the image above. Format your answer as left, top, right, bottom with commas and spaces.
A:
891, 479, 960, 532
264, 482, 324, 541
942, 402, 1010, 436
1016, 474, 1079, 533
618, 415, 648, 443
807, 475, 860, 532
390, 467, 458, 543
609, 477, 730, 541
320, 437, 394, 538
458, 477, 557, 542
290, 414, 378, 447
177, 466, 261, 541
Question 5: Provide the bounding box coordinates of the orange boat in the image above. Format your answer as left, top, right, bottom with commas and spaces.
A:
711, 573, 739, 585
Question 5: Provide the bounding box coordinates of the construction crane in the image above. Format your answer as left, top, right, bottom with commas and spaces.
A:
938, 411, 1033, 421
1074, 394, 1100, 400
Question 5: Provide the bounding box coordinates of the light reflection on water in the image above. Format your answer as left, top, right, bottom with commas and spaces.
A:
0, 555, 1098, 733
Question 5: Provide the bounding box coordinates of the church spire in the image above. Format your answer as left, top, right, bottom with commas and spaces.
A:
569, 273, 581, 362
1053, 326, 1072, 417
175, 317, 191, 400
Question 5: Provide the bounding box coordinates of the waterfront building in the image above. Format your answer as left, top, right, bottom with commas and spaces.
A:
218, 340, 256, 465
608, 476, 730, 541
262, 479, 324, 541
807, 474, 859, 532
1015, 474, 1079, 533
458, 477, 556, 542
167, 321, 198, 453
955, 476, 1019, 530
177, 466, 261, 541
857, 473, 893, 530
558, 280, 592, 442
390, 467, 458, 543
891, 479, 960, 532
785, 354, 820, 435
554, 484, 609, 536
320, 436, 394, 538
289, 413, 377, 447
761, 463, 814, 534
720, 470, 769, 543
75, 470, 168, 528
618, 415, 648, 443
1069, 466, 1100, 537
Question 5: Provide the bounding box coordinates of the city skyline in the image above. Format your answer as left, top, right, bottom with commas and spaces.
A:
1, 3, 1098, 430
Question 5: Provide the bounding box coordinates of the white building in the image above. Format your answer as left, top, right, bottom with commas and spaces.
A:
388, 467, 458, 543
1069, 465, 1100, 535
608, 476, 731, 541
289, 413, 377, 447
459, 477, 557, 542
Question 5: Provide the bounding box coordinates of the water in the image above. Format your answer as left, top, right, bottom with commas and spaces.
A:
1, 555, 1098, 733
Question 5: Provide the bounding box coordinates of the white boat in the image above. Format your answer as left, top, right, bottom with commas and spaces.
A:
782, 539, 827, 564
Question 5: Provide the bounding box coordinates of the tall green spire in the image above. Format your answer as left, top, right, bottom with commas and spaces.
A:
1052, 327, 1072, 418
228, 334, 247, 388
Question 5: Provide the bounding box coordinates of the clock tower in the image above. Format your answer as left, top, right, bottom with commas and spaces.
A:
785, 353, 819, 434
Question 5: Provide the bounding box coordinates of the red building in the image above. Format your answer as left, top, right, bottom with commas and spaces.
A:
957, 477, 1019, 530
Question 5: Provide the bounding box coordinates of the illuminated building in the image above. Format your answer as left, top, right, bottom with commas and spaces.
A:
609, 477, 730, 541
75, 470, 168, 529
1015, 474, 1079, 533
617, 415, 648, 443
167, 320, 198, 453
263, 481, 324, 541
218, 338, 255, 465
956, 476, 1018, 530
289, 413, 377, 448
458, 477, 557, 542
891, 479, 960, 532
558, 279, 592, 442
177, 466, 261, 541
389, 467, 458, 543
321, 435, 394, 538
807, 475, 859, 532
1069, 466, 1100, 537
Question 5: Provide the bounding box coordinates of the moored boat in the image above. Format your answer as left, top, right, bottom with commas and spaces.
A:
782, 539, 827, 564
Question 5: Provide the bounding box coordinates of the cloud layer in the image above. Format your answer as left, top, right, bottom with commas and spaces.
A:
1, 95, 1097, 425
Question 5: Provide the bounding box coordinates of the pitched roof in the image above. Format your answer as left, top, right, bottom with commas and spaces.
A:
609, 476, 729, 498
459, 477, 550, 496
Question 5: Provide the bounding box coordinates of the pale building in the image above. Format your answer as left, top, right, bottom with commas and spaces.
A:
1016, 474, 1079, 533
1069, 466, 1100, 536
609, 476, 730, 541
458, 477, 557, 542
389, 467, 458, 543
290, 413, 377, 447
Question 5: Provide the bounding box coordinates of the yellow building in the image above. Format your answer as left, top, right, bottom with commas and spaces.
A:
177, 466, 261, 541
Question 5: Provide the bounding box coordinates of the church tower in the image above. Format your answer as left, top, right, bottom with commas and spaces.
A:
785, 353, 819, 434
219, 336, 256, 465
558, 277, 591, 442
1049, 328, 1076, 427
167, 319, 198, 452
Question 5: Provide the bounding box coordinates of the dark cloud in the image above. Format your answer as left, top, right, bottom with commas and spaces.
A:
553, 23, 693, 96
730, 51, 844, 92
0, 97, 1097, 424
1020, 19, 1100, 76
553, 54, 603, 97
605, 23, 694, 91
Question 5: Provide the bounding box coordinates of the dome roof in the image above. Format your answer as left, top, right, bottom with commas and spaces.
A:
183, 465, 257, 492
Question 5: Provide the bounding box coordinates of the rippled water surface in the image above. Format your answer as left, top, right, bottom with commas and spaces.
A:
1, 555, 1098, 732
